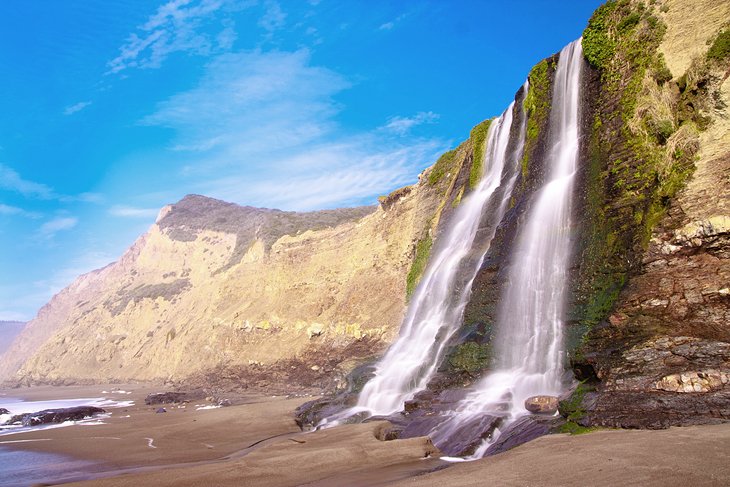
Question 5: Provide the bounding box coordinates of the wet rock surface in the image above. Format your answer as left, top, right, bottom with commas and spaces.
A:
579, 166, 730, 428
485, 415, 562, 456
524, 396, 559, 414
144, 392, 189, 405
5, 406, 105, 427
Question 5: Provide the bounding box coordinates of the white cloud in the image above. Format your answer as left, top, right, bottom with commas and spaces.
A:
106, 0, 249, 74
0, 164, 102, 206
109, 205, 160, 219
64, 101, 92, 115
0, 203, 41, 219
258, 0, 286, 33
379, 13, 408, 31
39, 217, 78, 237
202, 140, 441, 210
383, 111, 440, 135
0, 163, 54, 199
217, 22, 237, 49
141, 49, 445, 211
142, 49, 349, 163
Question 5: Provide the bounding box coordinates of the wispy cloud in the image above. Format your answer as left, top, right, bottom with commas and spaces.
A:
0, 203, 41, 219
106, 0, 250, 74
379, 13, 408, 31
0, 163, 54, 199
109, 205, 160, 219
64, 101, 92, 115
142, 49, 349, 163
39, 217, 78, 237
202, 140, 441, 210
0, 164, 102, 205
383, 111, 439, 135
141, 48, 444, 211
258, 0, 286, 34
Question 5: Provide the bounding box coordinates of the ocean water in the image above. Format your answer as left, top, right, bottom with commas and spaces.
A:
0, 447, 99, 487
0, 396, 134, 436
0, 396, 134, 486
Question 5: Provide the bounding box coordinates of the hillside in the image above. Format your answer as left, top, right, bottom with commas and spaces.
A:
0, 147, 479, 387
0, 321, 25, 356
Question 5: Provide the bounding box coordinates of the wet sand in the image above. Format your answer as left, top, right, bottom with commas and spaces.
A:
1, 385, 729, 486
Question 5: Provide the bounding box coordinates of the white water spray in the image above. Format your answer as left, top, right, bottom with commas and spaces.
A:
430, 39, 584, 457
322, 86, 528, 426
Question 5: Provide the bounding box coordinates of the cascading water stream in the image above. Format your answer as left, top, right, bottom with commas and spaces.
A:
429, 38, 584, 458
320, 84, 528, 426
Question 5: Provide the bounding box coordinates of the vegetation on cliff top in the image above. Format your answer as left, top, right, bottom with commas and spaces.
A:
429, 149, 458, 186
573, 0, 705, 343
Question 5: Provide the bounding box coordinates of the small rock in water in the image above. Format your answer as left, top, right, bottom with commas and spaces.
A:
0, 408, 9, 415
156, 408, 167, 413
524, 395, 559, 414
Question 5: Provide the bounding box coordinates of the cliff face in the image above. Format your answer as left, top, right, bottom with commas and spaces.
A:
575, 0, 730, 428
1, 134, 482, 387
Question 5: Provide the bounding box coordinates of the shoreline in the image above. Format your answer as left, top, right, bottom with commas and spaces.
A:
1, 385, 729, 486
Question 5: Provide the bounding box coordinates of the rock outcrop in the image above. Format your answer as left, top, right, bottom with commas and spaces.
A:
4, 406, 106, 427
573, 0, 730, 429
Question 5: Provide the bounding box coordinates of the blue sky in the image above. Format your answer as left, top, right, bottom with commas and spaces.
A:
0, 0, 603, 321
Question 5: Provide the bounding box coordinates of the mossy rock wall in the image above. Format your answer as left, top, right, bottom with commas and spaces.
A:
570, 0, 705, 357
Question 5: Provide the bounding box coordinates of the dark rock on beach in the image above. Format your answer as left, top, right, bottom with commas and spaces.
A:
145, 392, 188, 405
6, 406, 105, 427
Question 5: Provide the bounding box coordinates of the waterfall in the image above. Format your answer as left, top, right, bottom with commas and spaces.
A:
429, 38, 583, 458
321, 84, 528, 426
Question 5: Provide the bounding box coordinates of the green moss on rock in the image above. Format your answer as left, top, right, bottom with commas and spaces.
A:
448, 341, 491, 376
522, 58, 554, 179
469, 119, 493, 189
406, 230, 433, 299
429, 149, 458, 186
707, 28, 730, 63
574, 0, 699, 346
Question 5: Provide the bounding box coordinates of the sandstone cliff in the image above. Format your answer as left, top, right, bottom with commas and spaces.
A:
1, 135, 482, 388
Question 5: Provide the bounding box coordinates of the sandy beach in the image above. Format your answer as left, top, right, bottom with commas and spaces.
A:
0, 385, 728, 486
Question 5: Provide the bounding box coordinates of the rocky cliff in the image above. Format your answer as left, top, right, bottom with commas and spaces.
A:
574, 0, 730, 429
293, 0, 730, 449
0, 129, 484, 388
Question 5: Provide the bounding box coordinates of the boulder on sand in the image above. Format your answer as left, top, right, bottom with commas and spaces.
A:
145, 392, 188, 405
6, 406, 105, 427
524, 395, 559, 414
